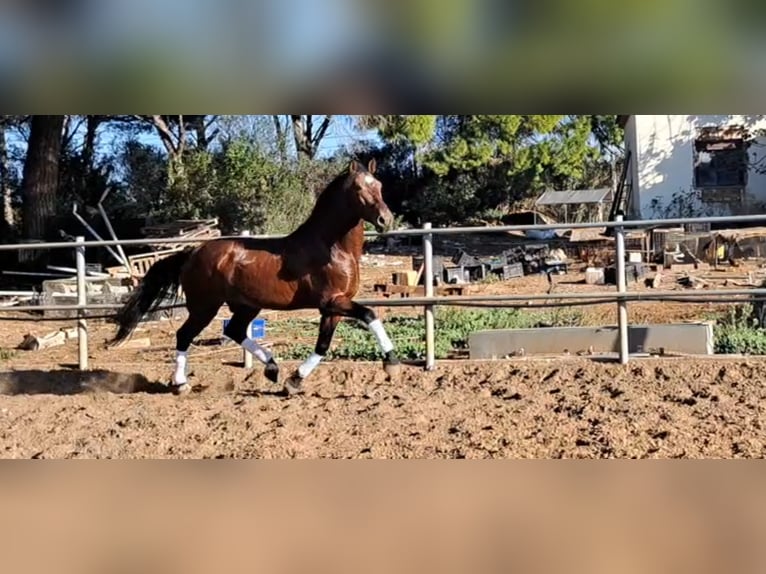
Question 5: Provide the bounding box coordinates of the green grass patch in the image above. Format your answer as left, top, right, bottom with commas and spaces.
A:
269, 303, 766, 359
272, 307, 583, 361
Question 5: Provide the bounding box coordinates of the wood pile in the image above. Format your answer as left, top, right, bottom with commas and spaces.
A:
106, 218, 221, 279
18, 328, 77, 351
141, 218, 221, 251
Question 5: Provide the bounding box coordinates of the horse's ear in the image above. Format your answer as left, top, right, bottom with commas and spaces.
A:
368, 158, 377, 174
349, 160, 360, 173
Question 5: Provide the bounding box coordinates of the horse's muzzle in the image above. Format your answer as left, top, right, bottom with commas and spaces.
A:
375, 211, 394, 232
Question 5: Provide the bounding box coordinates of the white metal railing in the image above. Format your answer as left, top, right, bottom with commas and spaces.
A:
2, 211, 766, 252
1, 212, 766, 371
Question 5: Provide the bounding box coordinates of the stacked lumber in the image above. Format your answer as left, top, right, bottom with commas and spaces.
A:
106, 218, 222, 278
141, 218, 221, 251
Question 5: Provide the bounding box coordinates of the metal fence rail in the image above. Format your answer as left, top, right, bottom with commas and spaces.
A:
3, 211, 766, 252
2, 211, 766, 371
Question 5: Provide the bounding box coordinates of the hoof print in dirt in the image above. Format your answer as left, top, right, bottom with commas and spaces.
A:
384, 361, 401, 381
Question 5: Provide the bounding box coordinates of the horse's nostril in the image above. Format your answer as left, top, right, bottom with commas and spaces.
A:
377, 215, 386, 227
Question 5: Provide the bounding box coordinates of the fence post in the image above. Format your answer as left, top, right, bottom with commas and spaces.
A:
615, 214, 629, 364
423, 222, 435, 370
240, 230, 253, 370
75, 236, 89, 370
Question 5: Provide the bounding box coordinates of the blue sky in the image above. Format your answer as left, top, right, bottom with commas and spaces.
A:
122, 115, 380, 159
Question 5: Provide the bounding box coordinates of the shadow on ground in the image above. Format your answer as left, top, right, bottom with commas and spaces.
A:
0, 369, 171, 396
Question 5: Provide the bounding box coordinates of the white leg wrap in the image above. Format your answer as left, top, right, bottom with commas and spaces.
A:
298, 352, 323, 378
173, 351, 188, 385
242, 338, 272, 364
368, 319, 394, 354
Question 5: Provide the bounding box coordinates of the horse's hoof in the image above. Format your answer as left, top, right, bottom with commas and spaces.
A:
284, 373, 304, 396
384, 360, 401, 380
264, 361, 280, 384
171, 383, 192, 396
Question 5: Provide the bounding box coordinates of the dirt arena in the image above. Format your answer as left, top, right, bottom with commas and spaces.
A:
2, 245, 765, 459
1, 314, 766, 459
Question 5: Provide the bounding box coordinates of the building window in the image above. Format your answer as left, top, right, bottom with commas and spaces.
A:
693, 126, 748, 191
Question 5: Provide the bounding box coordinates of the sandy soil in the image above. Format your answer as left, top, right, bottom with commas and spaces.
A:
1, 355, 765, 459
0, 243, 764, 459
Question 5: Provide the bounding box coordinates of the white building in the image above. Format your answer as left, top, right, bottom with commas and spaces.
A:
618, 115, 766, 220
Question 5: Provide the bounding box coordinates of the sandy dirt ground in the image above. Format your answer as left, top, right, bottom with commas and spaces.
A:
1, 240, 764, 459
1, 352, 766, 459
1, 304, 765, 459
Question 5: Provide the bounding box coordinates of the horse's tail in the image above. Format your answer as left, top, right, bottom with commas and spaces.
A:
110, 249, 193, 345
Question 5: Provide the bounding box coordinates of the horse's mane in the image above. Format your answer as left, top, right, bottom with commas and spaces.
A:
312, 162, 369, 208
286, 162, 369, 240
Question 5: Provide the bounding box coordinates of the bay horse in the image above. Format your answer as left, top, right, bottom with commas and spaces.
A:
110, 159, 401, 395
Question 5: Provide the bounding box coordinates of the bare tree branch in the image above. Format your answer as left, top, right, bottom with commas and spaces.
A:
148, 115, 178, 156
61, 115, 86, 152
313, 115, 333, 149
176, 115, 186, 157
289, 114, 334, 160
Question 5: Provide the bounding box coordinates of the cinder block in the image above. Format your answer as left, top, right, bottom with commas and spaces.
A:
468, 323, 714, 359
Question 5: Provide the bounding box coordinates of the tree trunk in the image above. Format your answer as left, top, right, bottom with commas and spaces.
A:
20, 115, 65, 263
82, 115, 101, 173
146, 115, 187, 188
272, 115, 288, 162
290, 115, 312, 159
290, 115, 333, 160
0, 123, 13, 236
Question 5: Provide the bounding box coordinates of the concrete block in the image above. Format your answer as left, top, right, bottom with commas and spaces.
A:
468, 323, 714, 359
584, 267, 605, 285
40, 276, 184, 320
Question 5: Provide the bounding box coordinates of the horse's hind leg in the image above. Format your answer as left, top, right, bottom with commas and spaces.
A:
224, 304, 279, 383
172, 304, 219, 394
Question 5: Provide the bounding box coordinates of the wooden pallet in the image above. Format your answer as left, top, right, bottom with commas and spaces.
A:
106, 248, 180, 279
130, 249, 181, 277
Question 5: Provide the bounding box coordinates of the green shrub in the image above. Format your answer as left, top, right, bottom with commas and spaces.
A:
712, 303, 766, 355
715, 326, 766, 355
708, 303, 766, 355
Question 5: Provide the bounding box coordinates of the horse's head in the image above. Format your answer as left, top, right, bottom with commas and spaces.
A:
347, 159, 394, 232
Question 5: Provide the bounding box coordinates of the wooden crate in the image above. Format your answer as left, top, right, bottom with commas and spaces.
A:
127, 248, 180, 277
444, 266, 468, 284
493, 262, 524, 280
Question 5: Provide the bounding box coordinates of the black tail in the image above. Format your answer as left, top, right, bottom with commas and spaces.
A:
110, 249, 193, 345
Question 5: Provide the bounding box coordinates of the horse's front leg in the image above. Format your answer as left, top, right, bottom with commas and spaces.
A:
323, 297, 401, 380
285, 313, 341, 395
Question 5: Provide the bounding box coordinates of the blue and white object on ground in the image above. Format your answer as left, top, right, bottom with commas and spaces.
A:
222, 318, 266, 340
